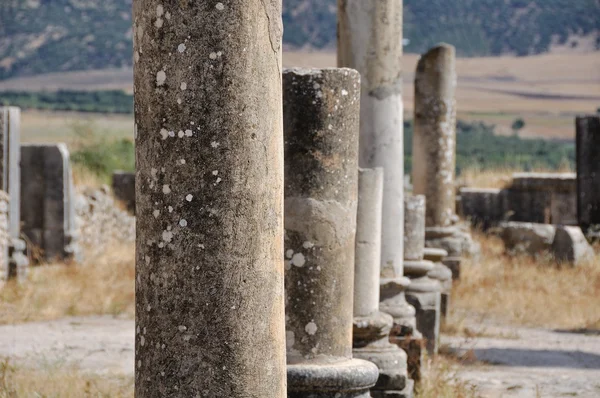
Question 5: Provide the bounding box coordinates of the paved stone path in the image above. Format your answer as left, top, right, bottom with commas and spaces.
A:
442, 322, 600, 397
1, 316, 599, 397
0, 316, 134, 375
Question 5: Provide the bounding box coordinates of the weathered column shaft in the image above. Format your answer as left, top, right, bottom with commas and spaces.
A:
576, 115, 600, 235
0, 106, 27, 280
353, 167, 411, 398
354, 167, 384, 317
338, 0, 405, 276
284, 68, 378, 397
134, 1, 286, 396
412, 44, 457, 228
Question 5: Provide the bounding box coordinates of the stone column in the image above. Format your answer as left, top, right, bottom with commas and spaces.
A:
338, 0, 406, 280
353, 167, 412, 398
576, 115, 600, 238
404, 195, 442, 356
0, 107, 27, 281
412, 44, 457, 228
134, 1, 286, 396
338, 0, 417, 363
412, 43, 472, 279
283, 68, 378, 398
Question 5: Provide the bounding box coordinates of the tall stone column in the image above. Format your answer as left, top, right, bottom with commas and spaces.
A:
576, 115, 600, 239
284, 68, 378, 398
134, 1, 286, 396
404, 195, 442, 356
412, 43, 472, 279
338, 0, 416, 356
0, 107, 27, 281
353, 167, 412, 398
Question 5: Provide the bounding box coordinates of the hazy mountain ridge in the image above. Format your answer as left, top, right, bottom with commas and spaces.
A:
0, 0, 598, 80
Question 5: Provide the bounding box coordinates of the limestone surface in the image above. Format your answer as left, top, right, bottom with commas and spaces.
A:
283, 68, 378, 397
412, 44, 457, 228
133, 0, 286, 396
338, 0, 406, 278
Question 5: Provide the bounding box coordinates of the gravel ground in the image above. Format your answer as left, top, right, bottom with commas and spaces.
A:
1, 316, 599, 397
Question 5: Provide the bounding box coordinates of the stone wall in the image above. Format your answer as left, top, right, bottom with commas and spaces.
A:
459, 172, 577, 229
75, 186, 135, 259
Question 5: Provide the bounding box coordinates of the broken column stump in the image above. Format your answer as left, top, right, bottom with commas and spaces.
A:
283, 68, 378, 398
412, 43, 474, 279
353, 167, 413, 398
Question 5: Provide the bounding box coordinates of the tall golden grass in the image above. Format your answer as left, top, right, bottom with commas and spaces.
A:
0, 358, 133, 398
453, 233, 600, 329
458, 163, 574, 189
0, 243, 134, 325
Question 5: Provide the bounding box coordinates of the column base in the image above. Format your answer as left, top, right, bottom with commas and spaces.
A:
425, 227, 470, 280
353, 311, 411, 395
7, 238, 28, 281
287, 358, 379, 398
371, 379, 414, 398
380, 278, 422, 382
423, 249, 453, 319
405, 277, 441, 356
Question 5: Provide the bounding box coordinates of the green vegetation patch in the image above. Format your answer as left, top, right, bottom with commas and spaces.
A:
70, 122, 134, 183
404, 120, 575, 175
0, 90, 133, 114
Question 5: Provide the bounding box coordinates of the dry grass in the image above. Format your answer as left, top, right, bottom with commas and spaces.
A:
20, 110, 133, 145
0, 243, 134, 325
452, 233, 600, 329
416, 354, 478, 398
457, 163, 573, 189
72, 163, 108, 188
0, 358, 133, 398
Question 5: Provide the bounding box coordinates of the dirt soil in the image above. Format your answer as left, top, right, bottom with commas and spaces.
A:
0, 315, 599, 397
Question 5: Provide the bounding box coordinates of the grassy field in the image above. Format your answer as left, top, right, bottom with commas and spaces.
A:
8, 51, 598, 142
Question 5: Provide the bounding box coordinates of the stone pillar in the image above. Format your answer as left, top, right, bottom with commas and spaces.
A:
338, 0, 417, 370
134, 1, 286, 396
0, 107, 27, 280
412, 44, 457, 228
576, 115, 600, 238
338, 0, 406, 281
283, 68, 378, 398
403, 195, 441, 356
353, 167, 412, 398
20, 144, 78, 262
412, 43, 472, 279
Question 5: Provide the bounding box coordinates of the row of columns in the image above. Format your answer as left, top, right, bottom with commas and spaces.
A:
132, 0, 465, 396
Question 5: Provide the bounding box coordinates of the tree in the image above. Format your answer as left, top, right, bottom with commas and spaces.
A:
512, 118, 526, 133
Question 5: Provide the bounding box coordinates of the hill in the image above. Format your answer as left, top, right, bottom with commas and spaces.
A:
0, 0, 599, 80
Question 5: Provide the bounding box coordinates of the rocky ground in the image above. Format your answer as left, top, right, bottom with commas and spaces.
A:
0, 316, 599, 397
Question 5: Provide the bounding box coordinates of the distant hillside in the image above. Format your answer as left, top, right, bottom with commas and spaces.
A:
0, 0, 599, 80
